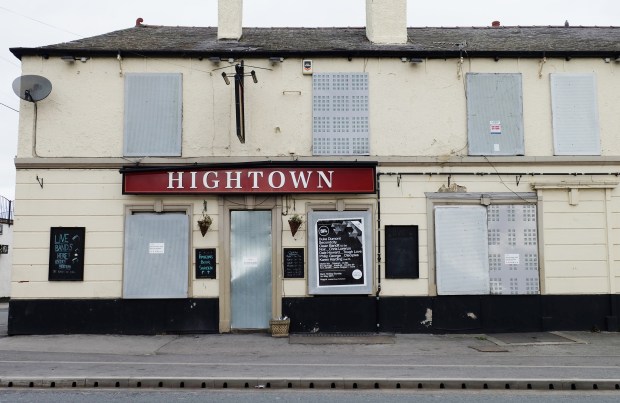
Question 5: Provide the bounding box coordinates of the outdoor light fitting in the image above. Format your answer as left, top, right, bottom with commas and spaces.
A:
61, 56, 89, 63
269, 57, 284, 64
251, 70, 257, 83
221, 72, 230, 85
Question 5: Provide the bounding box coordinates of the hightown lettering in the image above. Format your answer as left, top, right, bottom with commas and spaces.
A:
167, 170, 333, 190
122, 166, 376, 194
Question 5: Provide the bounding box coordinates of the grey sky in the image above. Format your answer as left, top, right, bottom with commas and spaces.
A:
1, 0, 619, 199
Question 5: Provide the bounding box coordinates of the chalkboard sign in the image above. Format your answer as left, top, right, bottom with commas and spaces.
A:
385, 225, 419, 279
195, 248, 216, 279
283, 248, 304, 278
49, 227, 85, 281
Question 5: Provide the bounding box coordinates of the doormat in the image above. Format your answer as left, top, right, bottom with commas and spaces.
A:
485, 331, 586, 346
289, 333, 395, 345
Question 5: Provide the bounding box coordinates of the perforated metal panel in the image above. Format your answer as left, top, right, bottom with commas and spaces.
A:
435, 206, 490, 295
487, 204, 539, 295
230, 211, 272, 329
124, 73, 182, 157
123, 213, 189, 299
550, 73, 600, 155
466, 73, 524, 156
312, 73, 369, 155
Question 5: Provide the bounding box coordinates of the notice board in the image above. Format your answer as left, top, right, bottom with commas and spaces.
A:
283, 248, 304, 278
385, 225, 419, 278
195, 248, 216, 279
48, 227, 85, 281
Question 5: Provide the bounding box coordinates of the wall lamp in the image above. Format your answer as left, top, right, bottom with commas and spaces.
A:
61, 56, 89, 63
208, 57, 221, 64
269, 57, 284, 65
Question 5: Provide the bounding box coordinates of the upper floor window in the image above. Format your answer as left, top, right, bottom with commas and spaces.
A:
550, 73, 600, 155
312, 73, 369, 155
466, 73, 524, 156
124, 73, 182, 157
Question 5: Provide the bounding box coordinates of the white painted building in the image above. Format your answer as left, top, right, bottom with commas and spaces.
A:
0, 196, 13, 298
7, 0, 620, 334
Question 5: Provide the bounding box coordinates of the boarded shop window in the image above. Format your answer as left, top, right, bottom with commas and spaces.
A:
550, 73, 600, 155
466, 73, 524, 156
312, 73, 369, 155
124, 73, 182, 157
123, 213, 189, 298
434, 204, 539, 295
385, 225, 419, 279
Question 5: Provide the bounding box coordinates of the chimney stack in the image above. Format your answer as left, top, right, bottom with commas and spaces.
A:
366, 0, 407, 44
218, 0, 243, 40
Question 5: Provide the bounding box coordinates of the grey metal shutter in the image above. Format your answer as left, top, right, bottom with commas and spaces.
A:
550, 73, 600, 155
312, 73, 369, 155
435, 206, 490, 295
123, 213, 189, 298
124, 73, 182, 156
487, 204, 539, 295
466, 73, 524, 156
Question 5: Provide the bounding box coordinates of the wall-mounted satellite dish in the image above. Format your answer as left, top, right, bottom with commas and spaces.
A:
12, 75, 52, 102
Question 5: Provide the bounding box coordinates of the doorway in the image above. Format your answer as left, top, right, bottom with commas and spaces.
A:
230, 210, 272, 330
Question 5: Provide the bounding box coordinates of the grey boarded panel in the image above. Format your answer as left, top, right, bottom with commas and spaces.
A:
312, 73, 369, 155
230, 211, 272, 329
435, 206, 490, 295
487, 204, 539, 295
466, 73, 524, 156
124, 73, 182, 157
550, 73, 600, 155
123, 213, 189, 298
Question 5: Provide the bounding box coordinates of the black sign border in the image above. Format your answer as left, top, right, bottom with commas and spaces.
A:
48, 227, 85, 281
195, 248, 217, 279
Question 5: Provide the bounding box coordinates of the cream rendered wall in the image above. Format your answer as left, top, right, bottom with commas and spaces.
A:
13, 54, 620, 299
11, 169, 221, 299
16, 56, 620, 159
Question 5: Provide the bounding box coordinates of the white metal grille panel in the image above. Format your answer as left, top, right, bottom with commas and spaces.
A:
487, 204, 539, 295
313, 73, 369, 155
551, 73, 600, 155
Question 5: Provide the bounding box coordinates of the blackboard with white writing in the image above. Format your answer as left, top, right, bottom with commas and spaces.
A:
196, 248, 216, 279
283, 248, 304, 278
48, 227, 85, 281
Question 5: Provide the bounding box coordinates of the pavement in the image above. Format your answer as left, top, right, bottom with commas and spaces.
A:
0, 303, 618, 391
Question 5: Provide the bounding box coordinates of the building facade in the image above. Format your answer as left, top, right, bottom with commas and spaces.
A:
8, 0, 620, 334
0, 196, 13, 298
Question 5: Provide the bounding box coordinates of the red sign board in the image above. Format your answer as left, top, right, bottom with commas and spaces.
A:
122, 166, 376, 194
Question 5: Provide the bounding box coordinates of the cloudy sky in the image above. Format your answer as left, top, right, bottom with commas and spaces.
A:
1, 0, 618, 200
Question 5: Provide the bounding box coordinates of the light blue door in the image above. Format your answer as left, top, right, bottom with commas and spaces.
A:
230, 211, 272, 329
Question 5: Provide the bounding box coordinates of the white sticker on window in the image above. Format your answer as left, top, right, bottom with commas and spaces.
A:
493, 144, 500, 152
243, 257, 258, 268
149, 242, 165, 254
505, 254, 520, 265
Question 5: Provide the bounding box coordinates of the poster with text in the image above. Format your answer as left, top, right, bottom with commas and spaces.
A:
308, 211, 372, 295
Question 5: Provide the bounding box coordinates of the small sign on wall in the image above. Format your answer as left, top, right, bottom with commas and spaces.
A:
48, 227, 85, 281
283, 248, 304, 278
195, 248, 216, 279
0, 245, 8, 254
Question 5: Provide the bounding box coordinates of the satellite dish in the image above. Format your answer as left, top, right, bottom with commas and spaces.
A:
12, 75, 52, 102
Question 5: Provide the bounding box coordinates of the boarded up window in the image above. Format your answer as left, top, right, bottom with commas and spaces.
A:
434, 203, 539, 295
124, 73, 182, 156
312, 73, 369, 155
466, 73, 524, 156
551, 73, 600, 155
435, 206, 490, 295
123, 213, 189, 298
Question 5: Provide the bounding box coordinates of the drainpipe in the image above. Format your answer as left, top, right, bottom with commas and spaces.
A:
375, 172, 382, 333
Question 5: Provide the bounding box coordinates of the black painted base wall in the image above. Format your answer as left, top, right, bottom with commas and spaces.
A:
283, 295, 620, 334
8, 299, 219, 335
8, 295, 619, 335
